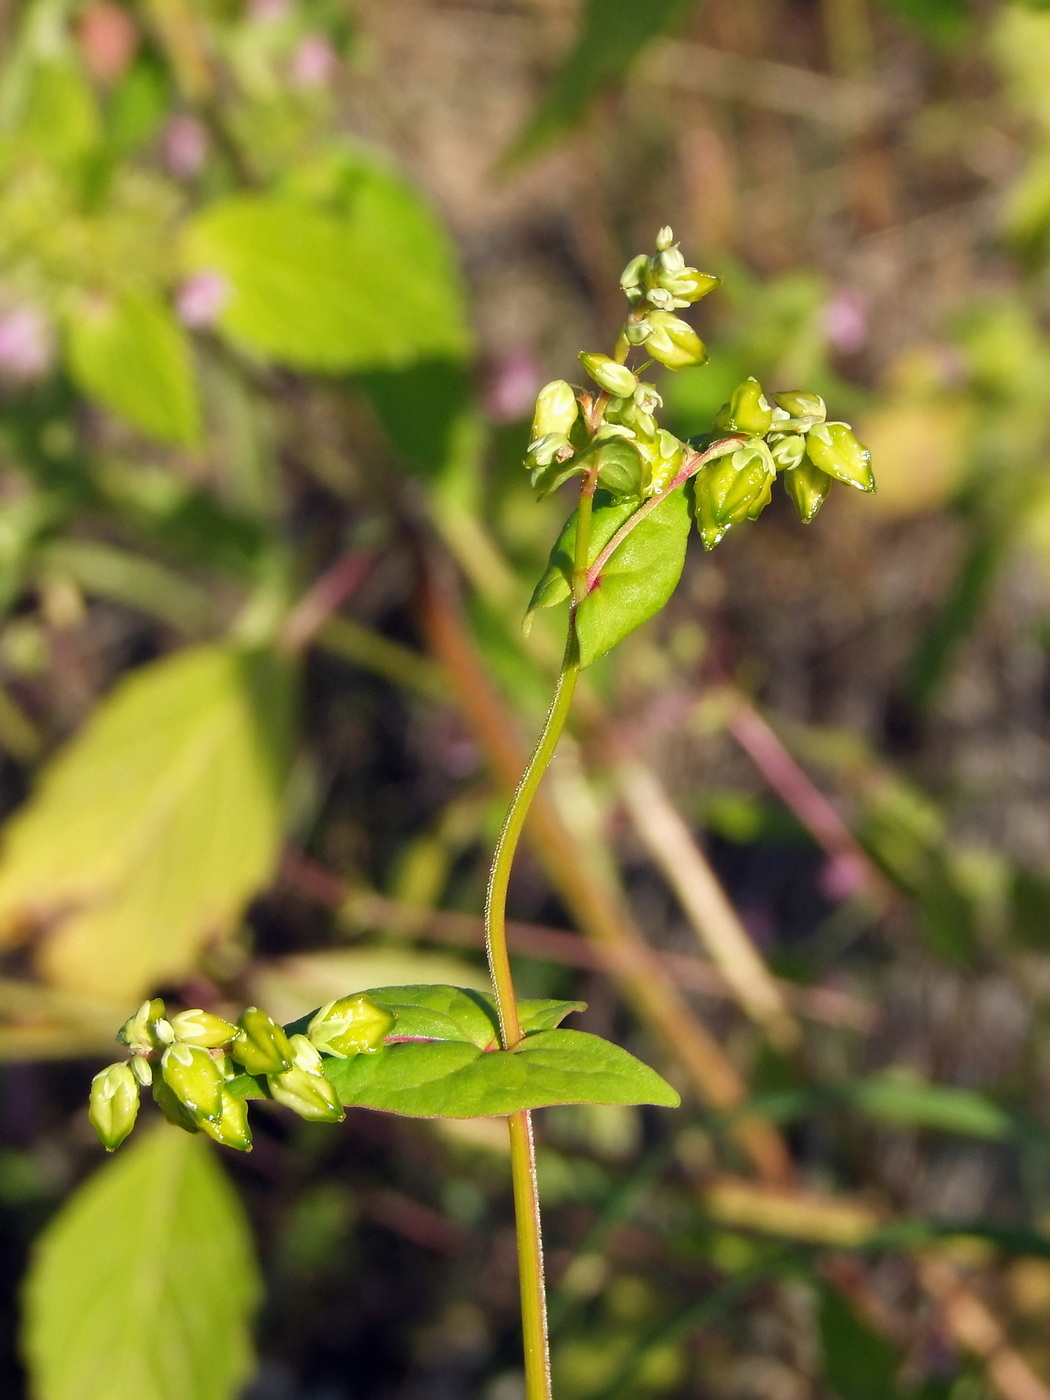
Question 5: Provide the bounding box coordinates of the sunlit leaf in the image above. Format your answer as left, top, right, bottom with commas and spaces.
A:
23, 1128, 260, 1400
64, 293, 200, 446
527, 488, 691, 666
184, 161, 470, 371
0, 644, 292, 1001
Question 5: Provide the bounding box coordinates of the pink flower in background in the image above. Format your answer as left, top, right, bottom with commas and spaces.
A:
823, 289, 869, 355
176, 272, 229, 329
484, 348, 543, 423
289, 34, 337, 88
0, 308, 54, 381
247, 0, 291, 20
162, 115, 208, 180
819, 852, 869, 903
77, 0, 138, 85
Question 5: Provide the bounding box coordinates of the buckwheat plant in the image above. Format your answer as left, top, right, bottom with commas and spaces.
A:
88, 228, 873, 1400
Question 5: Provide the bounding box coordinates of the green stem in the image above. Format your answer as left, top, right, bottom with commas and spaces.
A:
483, 472, 597, 1400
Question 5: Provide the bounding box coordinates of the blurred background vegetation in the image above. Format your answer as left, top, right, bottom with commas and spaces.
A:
5, 0, 1050, 1396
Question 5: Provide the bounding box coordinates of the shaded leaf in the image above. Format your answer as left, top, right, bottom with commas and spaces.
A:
64, 293, 200, 446
506, 0, 688, 164
528, 489, 691, 666
818, 1282, 902, 1400
261, 1027, 680, 1118
184, 164, 470, 372
0, 644, 292, 1001
23, 1128, 260, 1400
845, 1072, 1011, 1140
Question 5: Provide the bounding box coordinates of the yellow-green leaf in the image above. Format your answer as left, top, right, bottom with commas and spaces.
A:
23, 1128, 260, 1400
0, 644, 292, 1000
64, 293, 200, 446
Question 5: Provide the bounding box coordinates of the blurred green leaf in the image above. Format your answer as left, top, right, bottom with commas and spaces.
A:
506, 0, 688, 164
845, 1071, 1012, 1140
528, 488, 691, 667
319, 1028, 680, 1117
0, 643, 292, 1000
818, 1282, 902, 1400
64, 293, 200, 446
184, 164, 470, 371
23, 1127, 260, 1400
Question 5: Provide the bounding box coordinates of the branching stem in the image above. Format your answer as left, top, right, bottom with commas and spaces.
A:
483, 467, 598, 1400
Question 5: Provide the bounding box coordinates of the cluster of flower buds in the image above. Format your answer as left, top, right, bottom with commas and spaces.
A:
620, 227, 718, 369
693, 377, 874, 548
88, 993, 395, 1154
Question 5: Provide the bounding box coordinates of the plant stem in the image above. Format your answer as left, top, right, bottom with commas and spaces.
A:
483, 471, 598, 1400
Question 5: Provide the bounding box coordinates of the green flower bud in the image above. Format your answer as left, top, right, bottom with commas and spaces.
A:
153, 1075, 201, 1134
307, 993, 396, 1059
267, 1035, 345, 1123
233, 1007, 294, 1077
773, 390, 826, 428
666, 268, 720, 304
579, 353, 638, 398
728, 378, 773, 436
116, 998, 167, 1053
655, 225, 675, 252
620, 253, 649, 304
161, 1042, 225, 1124
783, 458, 833, 523
527, 431, 574, 469
769, 433, 807, 471
624, 320, 651, 346
529, 380, 578, 443
594, 438, 644, 498
642, 311, 708, 371
805, 422, 875, 492
169, 1009, 239, 1049
130, 1055, 153, 1087
643, 430, 686, 496
89, 1062, 140, 1151
693, 440, 775, 549
200, 1090, 253, 1152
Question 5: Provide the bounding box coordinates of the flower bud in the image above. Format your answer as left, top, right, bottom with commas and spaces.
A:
267, 1036, 345, 1123
642, 311, 707, 371
728, 378, 773, 436
666, 268, 720, 304
89, 1063, 140, 1151
117, 998, 167, 1053
153, 1075, 201, 1134
805, 422, 875, 492
161, 1042, 225, 1123
529, 380, 578, 443
233, 1007, 294, 1077
693, 440, 774, 549
783, 458, 832, 522
773, 390, 826, 427
620, 253, 649, 303
526, 431, 574, 470
579, 353, 637, 398
169, 1009, 239, 1049
769, 433, 807, 471
200, 1090, 253, 1151
655, 225, 675, 252
307, 994, 395, 1058
643, 430, 686, 496
130, 1056, 153, 1087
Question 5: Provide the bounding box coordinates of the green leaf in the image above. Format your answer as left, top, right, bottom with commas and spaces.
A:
269, 1027, 680, 1118
818, 1282, 902, 1400
23, 1127, 260, 1400
844, 1072, 1012, 1140
0, 644, 292, 1001
506, 0, 688, 164
64, 294, 200, 446
527, 488, 691, 666
184, 163, 470, 372
285, 985, 586, 1049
